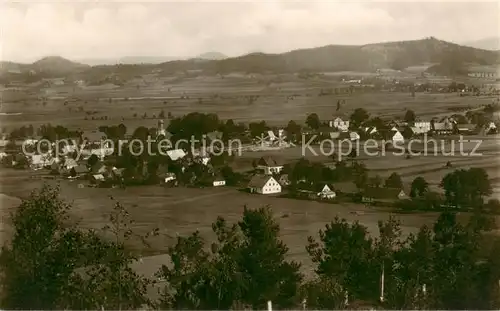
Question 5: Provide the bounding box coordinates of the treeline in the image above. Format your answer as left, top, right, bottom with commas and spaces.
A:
0, 185, 499, 309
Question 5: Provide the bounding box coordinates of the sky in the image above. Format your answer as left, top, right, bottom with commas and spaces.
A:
0, 0, 499, 63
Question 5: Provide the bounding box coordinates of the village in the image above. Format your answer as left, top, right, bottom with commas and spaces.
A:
1, 94, 499, 211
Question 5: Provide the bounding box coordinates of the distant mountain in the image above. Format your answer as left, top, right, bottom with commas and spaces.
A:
195, 52, 227, 60
32, 56, 89, 75
2, 38, 499, 83
461, 37, 500, 51
78, 56, 180, 66
155, 37, 499, 75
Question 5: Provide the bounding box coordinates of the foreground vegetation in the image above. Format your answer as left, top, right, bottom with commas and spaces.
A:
0, 185, 499, 309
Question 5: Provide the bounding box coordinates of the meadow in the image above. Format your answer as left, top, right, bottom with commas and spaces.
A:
1, 74, 497, 132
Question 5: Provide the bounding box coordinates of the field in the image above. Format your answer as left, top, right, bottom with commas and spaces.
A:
1, 74, 498, 132
0, 168, 458, 276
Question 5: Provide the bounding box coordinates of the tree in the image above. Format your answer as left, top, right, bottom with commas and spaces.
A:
237, 207, 302, 308
306, 113, 321, 130
64, 200, 155, 309
441, 168, 492, 208
0, 185, 88, 309
306, 217, 378, 302
410, 176, 429, 197
385, 172, 403, 189
350, 108, 369, 128
158, 207, 302, 309
285, 120, 301, 142
0, 185, 154, 309
404, 110, 416, 124
87, 154, 99, 167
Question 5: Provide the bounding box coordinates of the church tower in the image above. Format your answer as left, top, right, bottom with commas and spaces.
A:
157, 119, 166, 137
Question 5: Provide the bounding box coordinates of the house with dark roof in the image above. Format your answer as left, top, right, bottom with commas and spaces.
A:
70, 164, 88, 178
362, 187, 408, 204
247, 175, 281, 194
256, 156, 284, 175
332, 182, 359, 195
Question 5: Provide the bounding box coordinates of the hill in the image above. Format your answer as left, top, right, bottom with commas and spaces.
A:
461, 37, 500, 51
195, 52, 227, 60
32, 56, 89, 75
156, 37, 499, 75
2, 37, 499, 84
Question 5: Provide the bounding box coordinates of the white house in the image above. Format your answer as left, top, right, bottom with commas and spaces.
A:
164, 173, 176, 183
30, 154, 53, 170
317, 184, 336, 199
257, 156, 283, 175
349, 132, 360, 141
248, 175, 282, 194
392, 131, 405, 144
414, 121, 431, 132
329, 117, 350, 132
166, 149, 186, 161
485, 122, 497, 134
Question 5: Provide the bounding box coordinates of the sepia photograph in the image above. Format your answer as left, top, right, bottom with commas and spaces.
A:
0, 0, 499, 309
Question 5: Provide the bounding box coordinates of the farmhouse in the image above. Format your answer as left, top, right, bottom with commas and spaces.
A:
316, 184, 336, 199
392, 131, 405, 144
256, 156, 284, 175
247, 175, 282, 194
362, 187, 408, 203
329, 117, 350, 132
